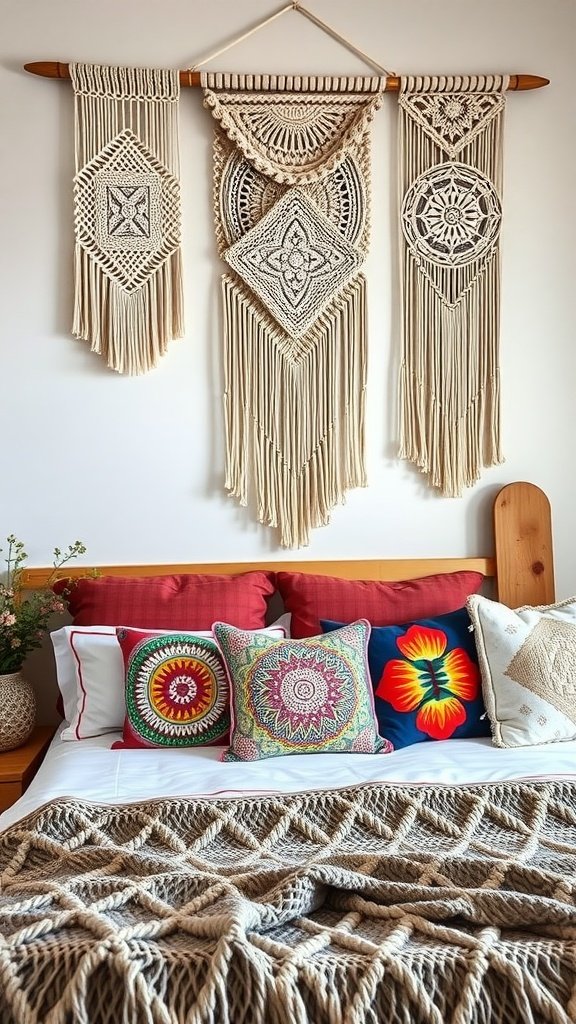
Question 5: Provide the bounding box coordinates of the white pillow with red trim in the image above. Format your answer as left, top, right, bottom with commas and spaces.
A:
52, 625, 140, 740
51, 623, 286, 741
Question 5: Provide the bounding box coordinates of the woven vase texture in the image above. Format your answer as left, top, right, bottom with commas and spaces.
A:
0, 672, 36, 751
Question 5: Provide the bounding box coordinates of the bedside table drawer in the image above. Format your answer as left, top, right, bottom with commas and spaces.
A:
0, 782, 24, 813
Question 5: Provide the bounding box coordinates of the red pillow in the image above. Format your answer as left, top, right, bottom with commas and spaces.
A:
276, 570, 484, 639
54, 572, 275, 630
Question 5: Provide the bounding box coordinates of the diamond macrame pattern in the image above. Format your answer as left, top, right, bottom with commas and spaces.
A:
225, 189, 361, 338
504, 617, 576, 724
1, 781, 575, 1023
399, 91, 506, 159
402, 162, 502, 270
74, 128, 181, 293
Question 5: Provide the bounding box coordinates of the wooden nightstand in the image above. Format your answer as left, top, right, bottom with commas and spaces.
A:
0, 726, 55, 813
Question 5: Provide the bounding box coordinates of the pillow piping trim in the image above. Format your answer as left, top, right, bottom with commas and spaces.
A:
467, 593, 576, 750
69, 627, 117, 741
466, 596, 503, 747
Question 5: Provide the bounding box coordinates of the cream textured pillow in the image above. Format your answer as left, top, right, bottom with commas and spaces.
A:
467, 595, 576, 747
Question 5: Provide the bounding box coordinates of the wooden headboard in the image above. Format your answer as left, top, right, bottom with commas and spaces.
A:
20, 481, 555, 608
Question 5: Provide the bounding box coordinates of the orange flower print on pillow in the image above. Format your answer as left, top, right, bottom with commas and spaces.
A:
375, 624, 480, 740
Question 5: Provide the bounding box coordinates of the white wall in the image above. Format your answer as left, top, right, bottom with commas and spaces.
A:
2, 0, 575, 717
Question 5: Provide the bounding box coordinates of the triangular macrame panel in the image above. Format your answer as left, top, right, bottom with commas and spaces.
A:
202, 73, 385, 547
70, 64, 184, 374
398, 75, 508, 496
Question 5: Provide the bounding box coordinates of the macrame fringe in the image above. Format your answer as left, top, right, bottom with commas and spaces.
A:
398, 252, 503, 496
222, 274, 367, 548
70, 63, 183, 374
72, 246, 183, 375
398, 75, 507, 496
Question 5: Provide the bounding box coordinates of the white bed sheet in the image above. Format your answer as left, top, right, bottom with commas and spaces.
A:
2, 725, 576, 832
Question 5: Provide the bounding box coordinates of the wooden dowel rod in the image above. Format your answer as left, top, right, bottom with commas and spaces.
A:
23, 63, 550, 91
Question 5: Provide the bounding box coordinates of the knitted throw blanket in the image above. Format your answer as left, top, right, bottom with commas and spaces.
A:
1, 781, 576, 1024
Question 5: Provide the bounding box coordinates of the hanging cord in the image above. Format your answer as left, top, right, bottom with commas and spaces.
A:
186, 0, 394, 76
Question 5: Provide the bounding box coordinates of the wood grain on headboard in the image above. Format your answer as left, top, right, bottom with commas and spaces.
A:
21, 557, 495, 589
493, 481, 555, 607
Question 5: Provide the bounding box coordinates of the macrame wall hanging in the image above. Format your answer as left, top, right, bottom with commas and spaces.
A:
70, 63, 183, 375
398, 75, 508, 496
202, 73, 386, 547
24, 9, 548, 531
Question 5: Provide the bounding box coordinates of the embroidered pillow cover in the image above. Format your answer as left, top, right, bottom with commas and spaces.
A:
113, 626, 286, 749
276, 569, 484, 638
213, 620, 388, 762
53, 571, 276, 629
51, 624, 222, 741
114, 628, 231, 748
51, 623, 285, 743
467, 595, 576, 748
322, 608, 489, 749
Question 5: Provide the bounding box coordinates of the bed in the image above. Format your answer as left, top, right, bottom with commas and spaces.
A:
1, 481, 574, 1024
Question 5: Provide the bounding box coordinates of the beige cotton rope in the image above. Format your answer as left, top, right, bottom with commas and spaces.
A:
187, 1, 393, 76
202, 73, 385, 547
70, 63, 184, 374
398, 75, 509, 496
1, 780, 576, 1023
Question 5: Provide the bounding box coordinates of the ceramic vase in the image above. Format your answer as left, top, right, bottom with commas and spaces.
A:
0, 671, 36, 751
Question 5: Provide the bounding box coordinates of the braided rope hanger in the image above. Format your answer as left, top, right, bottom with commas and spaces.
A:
185, 0, 394, 76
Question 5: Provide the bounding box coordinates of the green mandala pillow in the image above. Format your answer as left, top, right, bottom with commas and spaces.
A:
213, 619, 389, 761
113, 628, 231, 748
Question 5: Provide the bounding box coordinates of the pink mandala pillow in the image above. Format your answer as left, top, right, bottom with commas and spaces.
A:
213, 620, 390, 761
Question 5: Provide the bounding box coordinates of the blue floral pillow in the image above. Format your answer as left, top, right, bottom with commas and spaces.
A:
322, 608, 489, 750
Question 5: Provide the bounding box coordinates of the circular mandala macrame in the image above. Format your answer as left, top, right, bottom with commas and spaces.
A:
401, 161, 501, 268
220, 151, 365, 248
125, 635, 229, 746
246, 644, 359, 748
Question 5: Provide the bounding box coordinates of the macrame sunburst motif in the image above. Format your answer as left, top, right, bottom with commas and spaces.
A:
204, 82, 384, 183
398, 75, 508, 498
74, 128, 181, 293
401, 162, 502, 268
218, 144, 366, 250
399, 90, 506, 159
